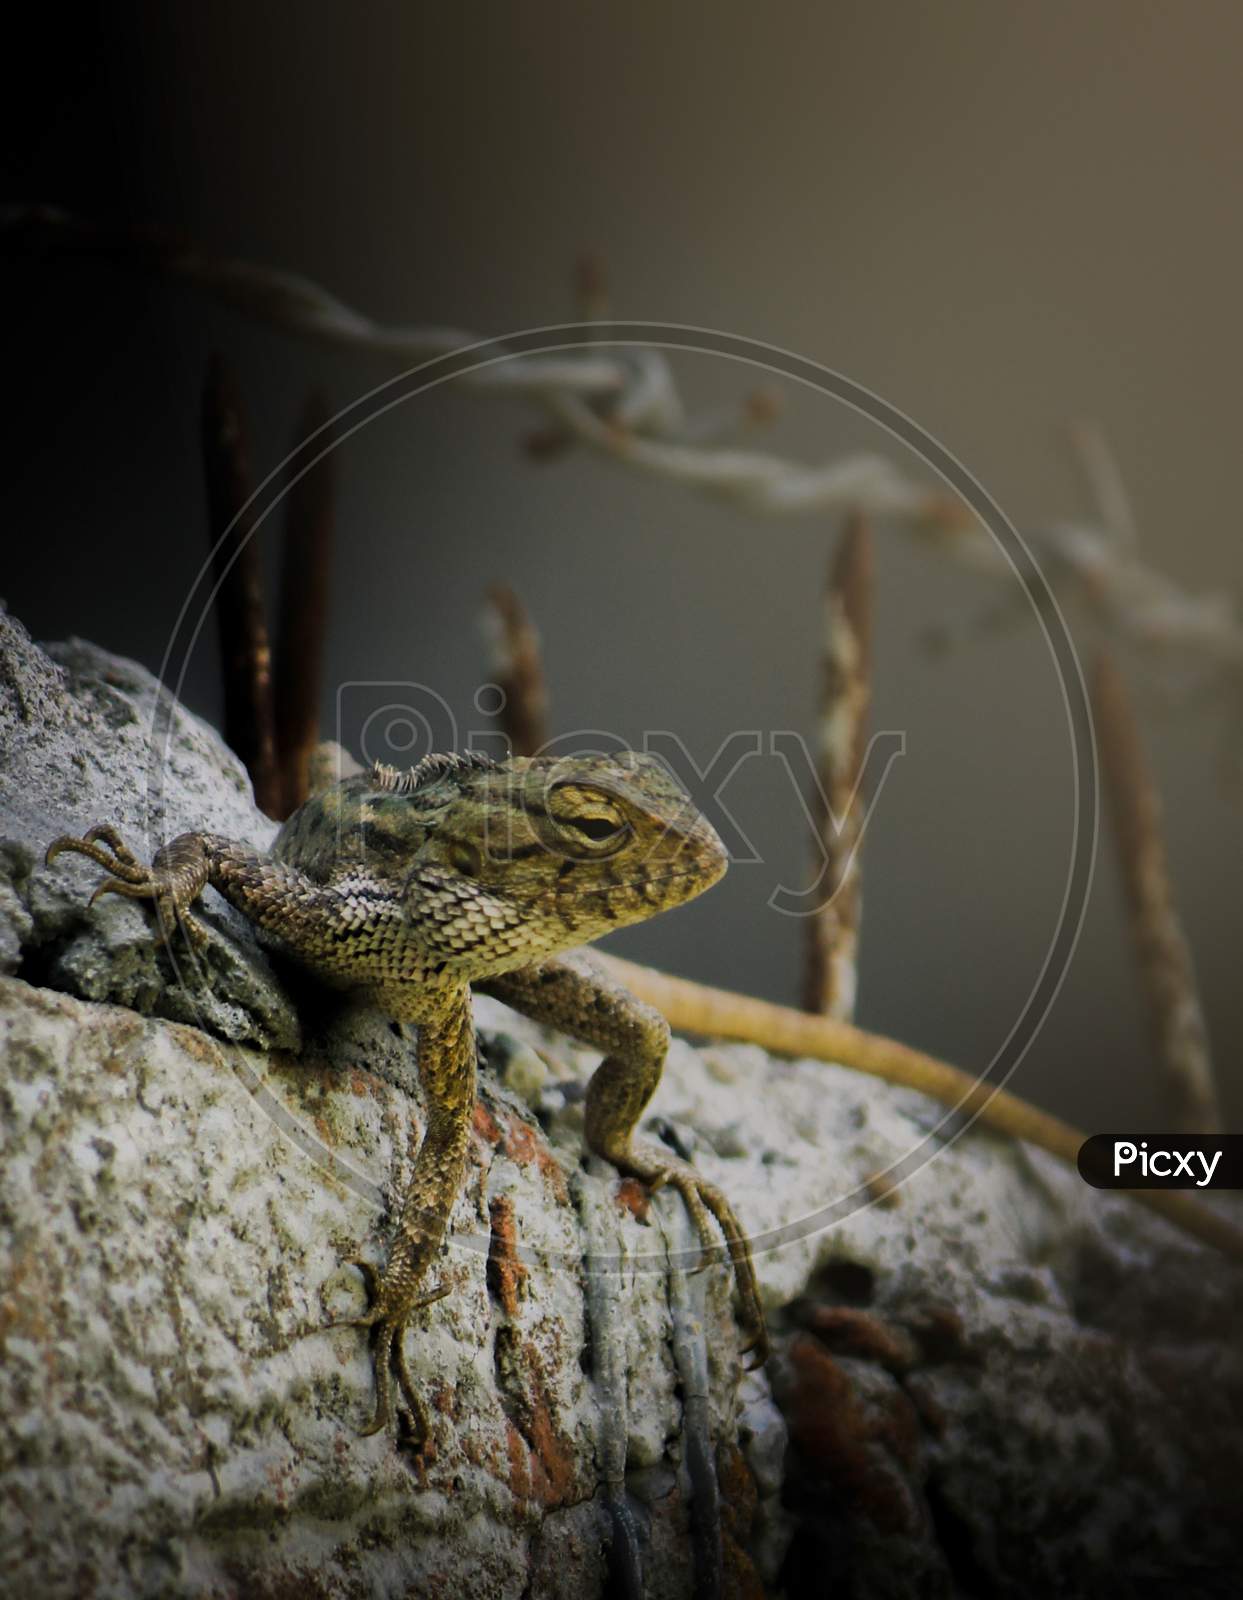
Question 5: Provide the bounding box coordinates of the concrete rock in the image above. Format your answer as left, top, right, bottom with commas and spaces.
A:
2, 610, 1241, 1598
0, 608, 297, 1050
0, 611, 761, 1597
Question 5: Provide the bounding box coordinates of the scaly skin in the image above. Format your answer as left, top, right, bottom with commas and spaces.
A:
46, 750, 767, 1449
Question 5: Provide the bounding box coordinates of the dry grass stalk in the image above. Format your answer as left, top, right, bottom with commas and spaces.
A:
201, 354, 281, 818
483, 585, 550, 757
1093, 652, 1221, 1133
803, 512, 873, 1018
274, 393, 334, 817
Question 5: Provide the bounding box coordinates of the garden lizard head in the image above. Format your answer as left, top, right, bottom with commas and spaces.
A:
275, 749, 728, 980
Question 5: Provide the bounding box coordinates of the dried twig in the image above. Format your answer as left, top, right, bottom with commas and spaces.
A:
274, 393, 335, 817
1069, 419, 1139, 551
201, 355, 280, 817
520, 253, 613, 459
1092, 653, 1222, 1133
803, 512, 873, 1018
8, 206, 1241, 678
2, 206, 621, 400
482, 585, 550, 757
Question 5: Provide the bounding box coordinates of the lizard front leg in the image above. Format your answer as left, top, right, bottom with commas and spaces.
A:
47, 823, 469, 1444
45, 826, 360, 952
479, 954, 769, 1367
327, 983, 476, 1446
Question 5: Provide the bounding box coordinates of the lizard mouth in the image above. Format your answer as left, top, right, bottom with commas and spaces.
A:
543, 864, 717, 909
611, 862, 724, 898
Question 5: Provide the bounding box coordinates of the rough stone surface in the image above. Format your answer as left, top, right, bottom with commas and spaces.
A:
0, 608, 297, 1050
2, 609, 1242, 1598
1, 977, 755, 1598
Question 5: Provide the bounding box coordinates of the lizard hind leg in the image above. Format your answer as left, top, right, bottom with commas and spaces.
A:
317, 1257, 451, 1444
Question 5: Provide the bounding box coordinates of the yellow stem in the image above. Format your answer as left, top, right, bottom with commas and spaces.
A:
598, 954, 1243, 1263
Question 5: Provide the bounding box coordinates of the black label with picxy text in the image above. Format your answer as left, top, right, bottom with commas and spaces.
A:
1078, 1135, 1243, 1190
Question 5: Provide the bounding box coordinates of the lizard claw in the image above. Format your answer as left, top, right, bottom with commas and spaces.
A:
46, 826, 209, 949
83, 823, 142, 869
741, 1328, 772, 1370
314, 1254, 451, 1447
622, 1145, 770, 1368
342, 1255, 383, 1305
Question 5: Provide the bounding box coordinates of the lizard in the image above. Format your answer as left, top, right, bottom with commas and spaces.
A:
45, 748, 769, 1449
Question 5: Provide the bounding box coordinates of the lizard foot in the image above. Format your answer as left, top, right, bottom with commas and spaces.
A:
318, 1257, 452, 1447
621, 1144, 770, 1369
46, 826, 210, 949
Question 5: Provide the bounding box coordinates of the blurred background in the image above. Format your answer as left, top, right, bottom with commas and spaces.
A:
4, 1, 1241, 1132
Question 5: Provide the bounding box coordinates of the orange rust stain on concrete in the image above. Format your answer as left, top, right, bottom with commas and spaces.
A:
487, 1195, 529, 1317
716, 1439, 759, 1542
430, 1378, 457, 1420
503, 1342, 579, 1510
504, 1418, 531, 1501
784, 1334, 924, 1536
522, 1374, 577, 1508
0, 1245, 51, 1352
269, 1053, 347, 1109
502, 1114, 568, 1204
721, 1530, 767, 1600
473, 1100, 503, 1145
717, 1443, 767, 1600
803, 1306, 918, 1373
614, 1176, 651, 1223
345, 1067, 382, 1099
173, 1028, 225, 1069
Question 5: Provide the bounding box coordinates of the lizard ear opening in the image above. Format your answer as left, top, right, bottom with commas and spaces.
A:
449, 842, 481, 877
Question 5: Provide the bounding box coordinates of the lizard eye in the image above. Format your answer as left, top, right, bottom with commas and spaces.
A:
565, 814, 624, 843
548, 785, 630, 851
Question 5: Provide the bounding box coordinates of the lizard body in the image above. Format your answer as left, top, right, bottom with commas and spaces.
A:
46, 749, 767, 1447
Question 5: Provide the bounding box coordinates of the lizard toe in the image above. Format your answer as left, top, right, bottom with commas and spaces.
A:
358, 1319, 397, 1436
394, 1328, 435, 1456
741, 1326, 772, 1369
316, 1254, 452, 1440
624, 1144, 771, 1365
83, 823, 142, 869
47, 828, 150, 884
